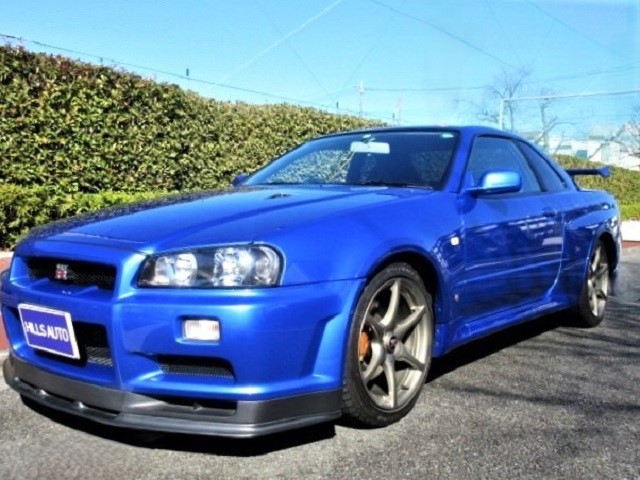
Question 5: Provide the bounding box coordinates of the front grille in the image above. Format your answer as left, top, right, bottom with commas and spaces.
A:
156, 355, 234, 379
35, 321, 113, 368
26, 257, 117, 291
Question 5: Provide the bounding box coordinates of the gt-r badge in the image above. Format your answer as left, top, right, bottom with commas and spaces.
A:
55, 263, 69, 281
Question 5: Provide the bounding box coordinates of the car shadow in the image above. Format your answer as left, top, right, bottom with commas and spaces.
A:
21, 309, 580, 455
426, 310, 571, 382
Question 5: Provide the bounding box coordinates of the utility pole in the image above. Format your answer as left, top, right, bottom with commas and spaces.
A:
539, 97, 551, 150
394, 97, 403, 125
358, 80, 365, 117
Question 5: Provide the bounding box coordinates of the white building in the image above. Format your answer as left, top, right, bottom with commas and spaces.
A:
546, 127, 640, 171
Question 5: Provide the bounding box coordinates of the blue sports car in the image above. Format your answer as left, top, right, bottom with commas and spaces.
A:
1, 126, 621, 437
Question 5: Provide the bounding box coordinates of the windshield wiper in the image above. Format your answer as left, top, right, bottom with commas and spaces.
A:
355, 179, 431, 188
262, 181, 302, 185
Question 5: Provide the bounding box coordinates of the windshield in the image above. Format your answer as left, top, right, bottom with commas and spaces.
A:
245, 131, 459, 189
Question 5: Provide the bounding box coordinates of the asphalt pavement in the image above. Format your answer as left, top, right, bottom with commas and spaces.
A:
613, 245, 640, 304
0, 248, 638, 479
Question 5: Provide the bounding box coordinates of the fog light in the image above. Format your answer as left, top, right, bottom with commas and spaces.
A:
183, 319, 220, 341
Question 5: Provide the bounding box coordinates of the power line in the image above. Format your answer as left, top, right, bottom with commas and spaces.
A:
523, 0, 624, 58
5, 32, 633, 127
498, 89, 640, 129
336, 13, 394, 94
365, 0, 516, 68
257, 0, 335, 104
0, 32, 398, 123
218, 0, 345, 83
363, 0, 636, 94
505, 88, 640, 103
531, 63, 640, 85
365, 62, 640, 94
368, 85, 486, 93
484, 0, 525, 67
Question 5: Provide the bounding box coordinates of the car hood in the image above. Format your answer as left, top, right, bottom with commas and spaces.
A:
25, 186, 431, 253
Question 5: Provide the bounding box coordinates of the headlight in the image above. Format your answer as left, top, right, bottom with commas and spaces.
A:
138, 245, 282, 288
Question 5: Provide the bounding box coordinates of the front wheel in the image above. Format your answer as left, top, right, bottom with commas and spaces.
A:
574, 240, 610, 328
341, 263, 433, 427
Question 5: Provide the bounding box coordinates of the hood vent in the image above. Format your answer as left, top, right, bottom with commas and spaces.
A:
266, 193, 292, 200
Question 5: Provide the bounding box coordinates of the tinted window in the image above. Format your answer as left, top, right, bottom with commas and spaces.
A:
466, 136, 541, 194
517, 142, 568, 192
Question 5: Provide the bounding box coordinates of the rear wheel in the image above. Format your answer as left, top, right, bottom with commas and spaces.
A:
341, 263, 433, 427
574, 240, 610, 327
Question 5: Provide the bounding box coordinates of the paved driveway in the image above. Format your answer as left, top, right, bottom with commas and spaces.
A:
613, 246, 640, 303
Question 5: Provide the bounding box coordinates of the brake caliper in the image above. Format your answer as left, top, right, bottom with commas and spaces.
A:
358, 330, 371, 362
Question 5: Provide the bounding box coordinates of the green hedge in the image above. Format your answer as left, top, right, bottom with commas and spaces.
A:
0, 45, 381, 195
554, 155, 640, 206
0, 184, 160, 249
620, 204, 640, 221
554, 157, 640, 221
2, 185, 639, 250
2, 45, 640, 250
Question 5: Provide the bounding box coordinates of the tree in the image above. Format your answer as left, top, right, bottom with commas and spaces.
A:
628, 104, 640, 158
535, 89, 559, 150
475, 69, 573, 150
476, 67, 530, 131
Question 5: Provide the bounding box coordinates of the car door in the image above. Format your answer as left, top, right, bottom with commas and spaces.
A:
455, 135, 564, 320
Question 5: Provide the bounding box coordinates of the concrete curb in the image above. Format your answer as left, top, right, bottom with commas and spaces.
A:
0, 352, 7, 392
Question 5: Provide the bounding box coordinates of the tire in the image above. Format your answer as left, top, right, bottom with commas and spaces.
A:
574, 239, 610, 328
341, 262, 433, 427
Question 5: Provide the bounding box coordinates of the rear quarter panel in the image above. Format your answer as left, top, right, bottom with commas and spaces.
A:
554, 189, 621, 301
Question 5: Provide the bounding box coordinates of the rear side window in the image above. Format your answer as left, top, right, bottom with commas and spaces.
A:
517, 142, 568, 192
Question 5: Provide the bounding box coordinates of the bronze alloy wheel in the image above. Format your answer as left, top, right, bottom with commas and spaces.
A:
575, 239, 610, 328
342, 263, 433, 427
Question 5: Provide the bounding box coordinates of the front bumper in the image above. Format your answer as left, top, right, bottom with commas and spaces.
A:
3, 353, 342, 437
1, 242, 365, 436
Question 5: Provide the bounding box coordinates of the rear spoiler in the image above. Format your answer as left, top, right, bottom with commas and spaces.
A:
565, 166, 610, 178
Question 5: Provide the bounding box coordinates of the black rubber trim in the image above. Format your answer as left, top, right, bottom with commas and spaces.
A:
3, 354, 342, 438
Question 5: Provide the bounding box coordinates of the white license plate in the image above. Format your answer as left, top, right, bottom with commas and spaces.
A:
18, 304, 80, 359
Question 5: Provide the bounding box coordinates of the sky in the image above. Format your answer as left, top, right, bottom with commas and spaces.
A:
0, 0, 638, 134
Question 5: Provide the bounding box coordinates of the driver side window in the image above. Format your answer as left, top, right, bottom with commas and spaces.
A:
467, 136, 541, 194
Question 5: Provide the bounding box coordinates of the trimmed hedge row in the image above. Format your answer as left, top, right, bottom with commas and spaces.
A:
620, 204, 640, 221
555, 156, 640, 205
0, 184, 159, 249
0, 45, 381, 194
2, 45, 640, 250
2, 182, 639, 250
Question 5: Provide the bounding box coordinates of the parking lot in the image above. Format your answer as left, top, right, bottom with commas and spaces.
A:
0, 248, 639, 480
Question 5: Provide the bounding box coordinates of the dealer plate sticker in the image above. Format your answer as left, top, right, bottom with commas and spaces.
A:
18, 304, 80, 359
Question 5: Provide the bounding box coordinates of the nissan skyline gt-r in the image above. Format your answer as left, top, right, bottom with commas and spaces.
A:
1, 126, 621, 437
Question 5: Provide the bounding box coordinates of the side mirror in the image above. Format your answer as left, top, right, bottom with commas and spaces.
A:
467, 170, 522, 196
232, 173, 249, 187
